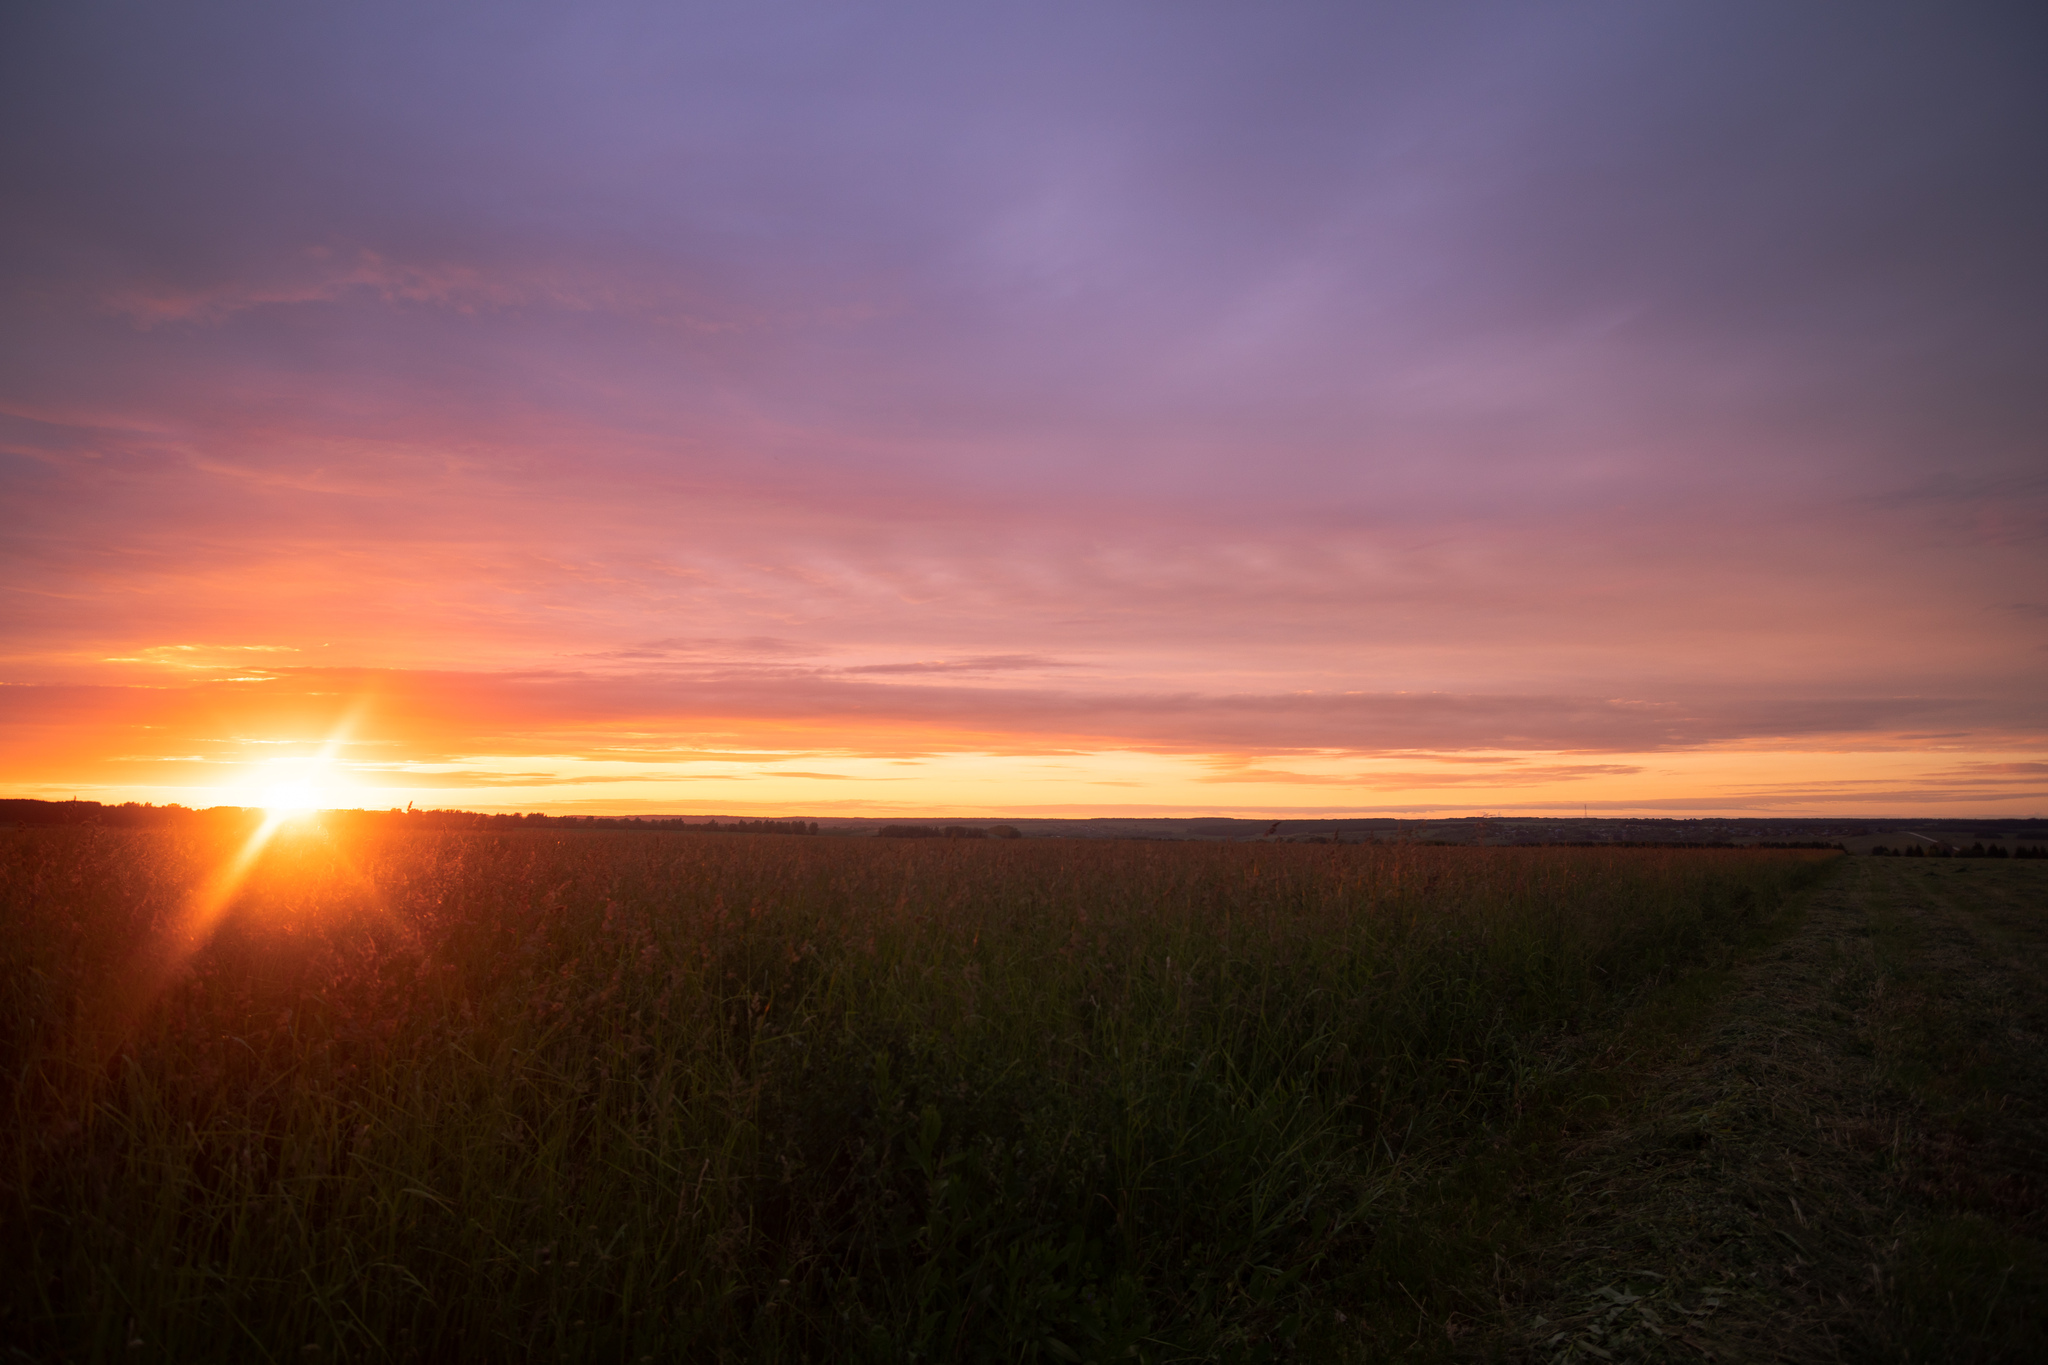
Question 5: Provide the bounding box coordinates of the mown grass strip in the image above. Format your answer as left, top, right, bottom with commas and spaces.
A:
1492, 856, 2047, 1365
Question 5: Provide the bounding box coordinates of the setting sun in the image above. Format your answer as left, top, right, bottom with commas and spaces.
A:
259, 780, 323, 817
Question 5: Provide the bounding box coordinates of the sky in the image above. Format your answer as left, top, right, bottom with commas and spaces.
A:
3, 0, 2045, 818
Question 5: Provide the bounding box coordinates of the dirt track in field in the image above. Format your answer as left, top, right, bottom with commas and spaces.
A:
1502, 857, 2047, 1365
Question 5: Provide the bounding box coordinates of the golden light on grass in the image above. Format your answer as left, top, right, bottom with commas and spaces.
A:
116, 707, 372, 1031
175, 814, 286, 947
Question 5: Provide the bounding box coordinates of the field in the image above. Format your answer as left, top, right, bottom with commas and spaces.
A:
3, 826, 1848, 1359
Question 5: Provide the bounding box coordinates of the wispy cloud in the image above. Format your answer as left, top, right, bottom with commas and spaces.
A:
841, 655, 1080, 675
100, 644, 301, 670
582, 638, 816, 662
1915, 761, 2048, 784
99, 248, 747, 331
1197, 763, 1645, 788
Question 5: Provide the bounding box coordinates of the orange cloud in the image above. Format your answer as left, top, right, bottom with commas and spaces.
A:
4, 667, 2043, 816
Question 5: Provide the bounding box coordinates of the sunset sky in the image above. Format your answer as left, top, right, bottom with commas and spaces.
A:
4, 1, 2045, 818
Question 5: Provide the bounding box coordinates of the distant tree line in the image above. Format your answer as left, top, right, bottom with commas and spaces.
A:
0, 800, 822, 836
876, 825, 1021, 839
0, 799, 261, 829
324, 810, 825, 835
1870, 842, 2047, 859
1543, 839, 1743, 850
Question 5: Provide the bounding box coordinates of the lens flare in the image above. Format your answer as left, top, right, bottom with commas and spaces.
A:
104, 699, 375, 1052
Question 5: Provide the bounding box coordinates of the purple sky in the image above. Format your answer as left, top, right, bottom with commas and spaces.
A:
4, 1, 2045, 815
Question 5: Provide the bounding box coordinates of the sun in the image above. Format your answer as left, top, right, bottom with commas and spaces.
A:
259, 779, 324, 819
225, 706, 370, 819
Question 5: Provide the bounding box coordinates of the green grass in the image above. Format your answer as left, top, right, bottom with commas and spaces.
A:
0, 826, 1835, 1361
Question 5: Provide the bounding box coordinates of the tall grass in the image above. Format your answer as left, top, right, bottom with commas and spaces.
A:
1, 827, 1833, 1361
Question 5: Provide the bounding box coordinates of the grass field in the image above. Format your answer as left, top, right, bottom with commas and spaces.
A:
1503, 855, 2048, 1365
2, 825, 1841, 1360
